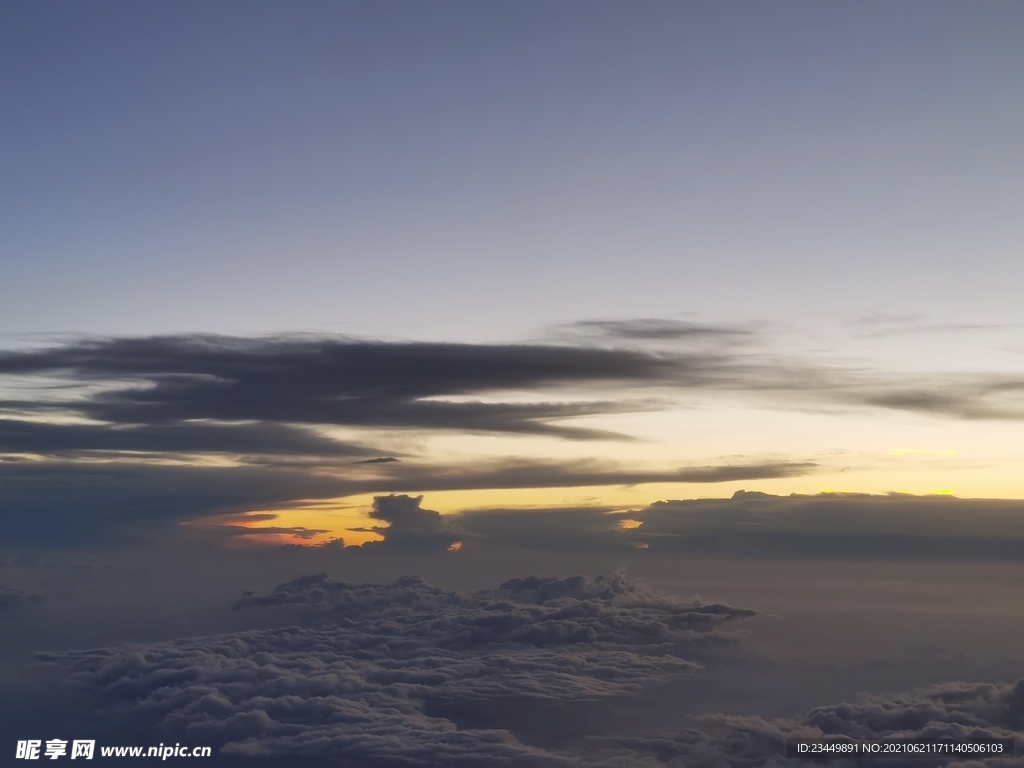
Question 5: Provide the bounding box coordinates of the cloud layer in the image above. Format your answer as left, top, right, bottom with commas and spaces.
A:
588, 679, 1024, 766
45, 572, 753, 765
4, 331, 1024, 545
0, 459, 812, 545
0, 335, 689, 439
6, 332, 1024, 451
35, 568, 1024, 766
456, 491, 1024, 561
356, 494, 463, 551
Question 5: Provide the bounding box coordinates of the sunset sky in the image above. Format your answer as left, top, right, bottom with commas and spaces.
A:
4, 1, 1024, 544
3, 2, 1024, 765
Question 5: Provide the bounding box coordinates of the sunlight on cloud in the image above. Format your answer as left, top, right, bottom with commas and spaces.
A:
888, 448, 959, 456
184, 505, 383, 547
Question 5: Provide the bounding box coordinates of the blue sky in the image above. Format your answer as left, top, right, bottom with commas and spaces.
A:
4, 1, 1023, 341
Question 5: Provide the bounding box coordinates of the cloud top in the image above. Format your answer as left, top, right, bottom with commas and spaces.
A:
47, 572, 754, 765
361, 494, 462, 551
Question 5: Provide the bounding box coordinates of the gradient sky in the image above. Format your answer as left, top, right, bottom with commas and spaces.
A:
3, 2, 1024, 547
3, 0, 1023, 341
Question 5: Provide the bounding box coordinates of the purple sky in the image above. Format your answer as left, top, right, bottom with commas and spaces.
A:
3, 1, 1022, 341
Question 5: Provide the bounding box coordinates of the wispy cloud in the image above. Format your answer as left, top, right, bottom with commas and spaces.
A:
0, 335, 690, 438
557, 317, 754, 342
5, 333, 1024, 440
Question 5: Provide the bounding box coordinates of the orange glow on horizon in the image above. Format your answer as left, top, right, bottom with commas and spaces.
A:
181, 461, 1024, 549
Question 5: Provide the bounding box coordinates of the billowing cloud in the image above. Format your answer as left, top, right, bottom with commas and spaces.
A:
586, 679, 1024, 766
359, 494, 462, 551
44, 572, 754, 765
35, 566, 1024, 766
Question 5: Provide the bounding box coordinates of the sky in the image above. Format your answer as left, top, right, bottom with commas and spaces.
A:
3, 1, 1024, 765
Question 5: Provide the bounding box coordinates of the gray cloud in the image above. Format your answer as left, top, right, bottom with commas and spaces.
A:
0, 335, 691, 440
44, 572, 754, 766
454, 506, 635, 554
851, 312, 1024, 339
219, 525, 332, 541
36, 564, 1024, 766
359, 495, 462, 551
0, 418, 377, 458
633, 492, 1024, 561
0, 459, 813, 545
563, 319, 754, 342
4, 333, 1024, 463
8, 549, 1024, 768
452, 492, 1024, 562
0, 587, 41, 611
5, 329, 1024, 548
369, 459, 816, 495
0, 461, 359, 544
587, 678, 1024, 766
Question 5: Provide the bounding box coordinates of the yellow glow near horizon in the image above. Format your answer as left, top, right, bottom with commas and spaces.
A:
202, 462, 1019, 547
185, 505, 384, 547
147, 397, 1024, 546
